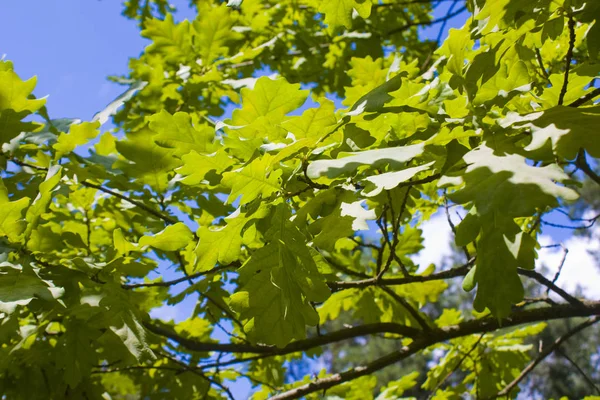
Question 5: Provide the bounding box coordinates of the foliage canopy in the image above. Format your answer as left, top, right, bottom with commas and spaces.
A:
1, 0, 600, 398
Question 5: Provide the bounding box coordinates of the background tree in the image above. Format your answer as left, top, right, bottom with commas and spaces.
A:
0, 0, 600, 399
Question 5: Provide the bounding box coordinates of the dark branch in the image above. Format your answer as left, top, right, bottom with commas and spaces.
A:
568, 86, 600, 107
557, 14, 576, 106
555, 348, 600, 395
575, 149, 600, 186
328, 261, 472, 291
144, 321, 421, 355
81, 180, 178, 225
493, 316, 600, 398
516, 268, 584, 307
426, 333, 485, 399
122, 265, 232, 289
535, 48, 551, 82
385, 6, 467, 36
270, 301, 600, 399
379, 286, 431, 331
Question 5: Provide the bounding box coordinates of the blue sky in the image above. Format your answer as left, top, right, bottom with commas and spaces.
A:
4, 2, 597, 398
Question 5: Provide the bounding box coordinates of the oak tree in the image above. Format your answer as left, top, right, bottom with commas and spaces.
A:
1, 0, 600, 398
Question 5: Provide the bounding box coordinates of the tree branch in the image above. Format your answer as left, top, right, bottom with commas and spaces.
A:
575, 148, 600, 186
516, 268, 584, 307
144, 321, 421, 355
380, 286, 431, 331
558, 14, 576, 106
270, 302, 600, 399
121, 265, 232, 289
493, 316, 600, 398
81, 180, 178, 225
555, 348, 600, 395
328, 261, 473, 291
385, 5, 467, 36
569, 86, 600, 107
5, 156, 179, 226
426, 333, 485, 399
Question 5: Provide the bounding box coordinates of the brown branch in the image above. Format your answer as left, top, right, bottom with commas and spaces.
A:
121, 265, 233, 289
558, 14, 576, 106
385, 5, 467, 36
144, 321, 421, 355
426, 333, 485, 399
326, 256, 371, 280
380, 286, 431, 331
5, 156, 178, 225
493, 316, 600, 398
516, 268, 584, 307
81, 180, 178, 225
270, 302, 600, 399
535, 48, 551, 82
555, 348, 600, 395
547, 245, 568, 296
328, 261, 473, 291
575, 149, 600, 186
569, 86, 600, 107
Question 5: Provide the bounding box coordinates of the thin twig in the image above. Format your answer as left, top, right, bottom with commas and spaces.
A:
6, 156, 179, 225
386, 5, 467, 36
569, 86, 600, 107
444, 193, 470, 261
426, 333, 485, 399
493, 316, 600, 398
547, 245, 568, 297
575, 149, 600, 186
516, 268, 584, 307
557, 14, 576, 106
122, 265, 232, 289
555, 348, 600, 395
380, 286, 431, 331
535, 48, 550, 82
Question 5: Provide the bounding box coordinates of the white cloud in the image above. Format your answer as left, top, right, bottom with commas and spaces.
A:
411, 211, 600, 300
412, 212, 454, 272
537, 225, 600, 300
150, 304, 184, 322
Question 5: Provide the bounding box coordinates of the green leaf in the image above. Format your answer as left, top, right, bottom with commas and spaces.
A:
361, 162, 435, 197
229, 77, 308, 127
93, 80, 147, 125
0, 179, 30, 242
138, 223, 193, 251
442, 144, 577, 316
0, 262, 64, 314
177, 149, 235, 185
141, 14, 191, 62
280, 98, 337, 139
100, 288, 155, 361
502, 105, 600, 159
0, 67, 46, 143
376, 372, 419, 400
193, 204, 270, 272
113, 228, 139, 256
53, 121, 101, 159
307, 143, 425, 179
192, 4, 241, 64
443, 144, 578, 217
149, 110, 217, 156
319, 0, 372, 32
473, 60, 531, 105
24, 166, 62, 239
221, 154, 282, 205
230, 205, 330, 347
115, 128, 181, 191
